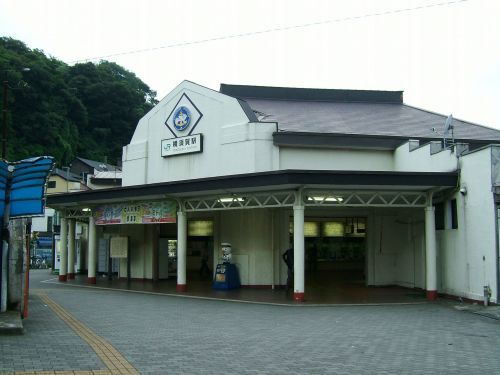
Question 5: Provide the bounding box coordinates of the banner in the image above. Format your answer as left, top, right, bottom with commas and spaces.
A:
94, 200, 176, 225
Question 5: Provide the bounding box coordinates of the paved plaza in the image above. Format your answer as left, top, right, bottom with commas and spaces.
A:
1, 270, 500, 374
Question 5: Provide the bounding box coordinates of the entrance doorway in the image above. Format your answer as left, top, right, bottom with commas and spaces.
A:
292, 217, 367, 287
159, 238, 177, 279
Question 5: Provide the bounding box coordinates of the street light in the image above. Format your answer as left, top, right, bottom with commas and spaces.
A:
2, 67, 30, 159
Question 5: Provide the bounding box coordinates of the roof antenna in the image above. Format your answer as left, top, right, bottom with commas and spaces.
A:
443, 114, 454, 148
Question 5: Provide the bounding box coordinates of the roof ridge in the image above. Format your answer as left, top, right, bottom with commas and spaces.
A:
220, 84, 403, 104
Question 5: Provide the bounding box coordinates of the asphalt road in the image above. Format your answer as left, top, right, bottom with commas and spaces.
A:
1, 270, 500, 374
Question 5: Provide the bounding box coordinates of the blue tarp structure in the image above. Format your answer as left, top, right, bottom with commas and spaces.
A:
0, 156, 54, 311
4, 157, 55, 218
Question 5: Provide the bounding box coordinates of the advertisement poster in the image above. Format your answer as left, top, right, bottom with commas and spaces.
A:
94, 201, 177, 225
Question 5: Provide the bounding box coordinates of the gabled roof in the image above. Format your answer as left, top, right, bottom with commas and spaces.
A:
52, 168, 81, 182
75, 157, 121, 172
220, 84, 500, 142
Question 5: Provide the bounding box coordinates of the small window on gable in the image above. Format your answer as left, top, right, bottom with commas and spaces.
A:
451, 199, 458, 229
434, 202, 444, 230
48, 181, 56, 188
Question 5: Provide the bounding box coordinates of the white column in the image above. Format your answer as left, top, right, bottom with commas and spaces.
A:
425, 197, 438, 300
177, 209, 187, 292
59, 217, 68, 281
293, 203, 305, 302
87, 216, 97, 284
67, 219, 76, 279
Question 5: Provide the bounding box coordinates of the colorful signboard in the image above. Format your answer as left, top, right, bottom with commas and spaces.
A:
94, 200, 176, 225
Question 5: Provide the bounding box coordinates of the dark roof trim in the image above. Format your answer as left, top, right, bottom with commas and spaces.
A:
220, 84, 403, 104
89, 177, 122, 184
47, 169, 458, 206
273, 131, 500, 151
274, 132, 407, 150
236, 98, 258, 122
75, 157, 121, 172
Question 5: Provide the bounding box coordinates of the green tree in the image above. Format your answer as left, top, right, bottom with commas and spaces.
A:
0, 37, 157, 166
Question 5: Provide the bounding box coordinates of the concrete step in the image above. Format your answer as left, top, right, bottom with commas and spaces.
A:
0, 311, 24, 335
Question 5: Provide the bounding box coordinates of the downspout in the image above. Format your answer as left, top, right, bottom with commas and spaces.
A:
492, 147, 500, 304
493, 202, 499, 304
271, 208, 275, 290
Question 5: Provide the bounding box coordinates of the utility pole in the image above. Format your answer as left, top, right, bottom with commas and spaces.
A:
2, 80, 7, 159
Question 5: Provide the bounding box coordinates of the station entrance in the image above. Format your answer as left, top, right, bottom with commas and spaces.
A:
158, 220, 214, 281
293, 217, 367, 289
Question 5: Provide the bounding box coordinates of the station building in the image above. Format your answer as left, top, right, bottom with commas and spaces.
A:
47, 81, 500, 303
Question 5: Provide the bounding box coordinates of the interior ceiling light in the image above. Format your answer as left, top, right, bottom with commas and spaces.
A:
307, 196, 343, 202
81, 207, 92, 212
218, 197, 244, 203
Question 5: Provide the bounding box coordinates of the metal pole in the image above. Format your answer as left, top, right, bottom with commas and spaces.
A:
2, 80, 8, 160
0, 165, 12, 312
23, 221, 31, 318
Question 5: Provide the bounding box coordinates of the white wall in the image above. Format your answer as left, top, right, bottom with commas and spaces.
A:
367, 210, 425, 288
442, 147, 497, 302
394, 141, 458, 172
32, 208, 55, 232
122, 81, 277, 186
219, 209, 274, 286
280, 148, 393, 171
97, 225, 152, 279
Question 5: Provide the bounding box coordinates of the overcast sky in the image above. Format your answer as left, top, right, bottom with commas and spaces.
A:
1, 0, 499, 130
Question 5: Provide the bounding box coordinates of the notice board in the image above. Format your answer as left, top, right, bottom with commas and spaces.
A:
110, 236, 128, 258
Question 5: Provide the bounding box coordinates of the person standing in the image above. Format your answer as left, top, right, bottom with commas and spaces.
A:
199, 248, 211, 277
282, 247, 294, 292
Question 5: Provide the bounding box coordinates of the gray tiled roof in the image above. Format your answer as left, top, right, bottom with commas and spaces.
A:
218, 84, 500, 141
75, 157, 121, 172
52, 168, 81, 182
244, 98, 500, 141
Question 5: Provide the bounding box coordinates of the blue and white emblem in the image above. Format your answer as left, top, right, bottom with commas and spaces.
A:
165, 93, 203, 137
173, 106, 191, 131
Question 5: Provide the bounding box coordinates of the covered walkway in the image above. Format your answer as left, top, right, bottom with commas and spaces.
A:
43, 272, 427, 305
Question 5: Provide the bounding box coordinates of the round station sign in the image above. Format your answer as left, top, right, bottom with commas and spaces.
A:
173, 106, 191, 131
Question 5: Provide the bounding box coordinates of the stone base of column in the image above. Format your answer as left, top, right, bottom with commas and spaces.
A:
58, 275, 67, 282
87, 277, 96, 284
293, 292, 305, 302
426, 290, 438, 301
176, 284, 187, 292
67, 273, 75, 280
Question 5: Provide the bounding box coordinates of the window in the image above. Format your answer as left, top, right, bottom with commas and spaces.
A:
434, 202, 445, 230
48, 180, 56, 188
451, 199, 458, 229
47, 216, 53, 232
188, 220, 213, 236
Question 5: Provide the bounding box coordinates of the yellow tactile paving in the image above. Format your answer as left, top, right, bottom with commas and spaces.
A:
33, 292, 139, 375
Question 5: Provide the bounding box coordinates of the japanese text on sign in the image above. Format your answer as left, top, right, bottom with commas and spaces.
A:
161, 134, 202, 157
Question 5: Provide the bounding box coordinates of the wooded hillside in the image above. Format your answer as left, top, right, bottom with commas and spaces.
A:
0, 37, 158, 166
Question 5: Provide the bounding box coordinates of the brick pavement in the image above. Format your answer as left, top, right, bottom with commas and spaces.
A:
1, 271, 500, 374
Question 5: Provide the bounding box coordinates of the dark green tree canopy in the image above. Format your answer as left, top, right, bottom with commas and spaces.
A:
0, 37, 158, 166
